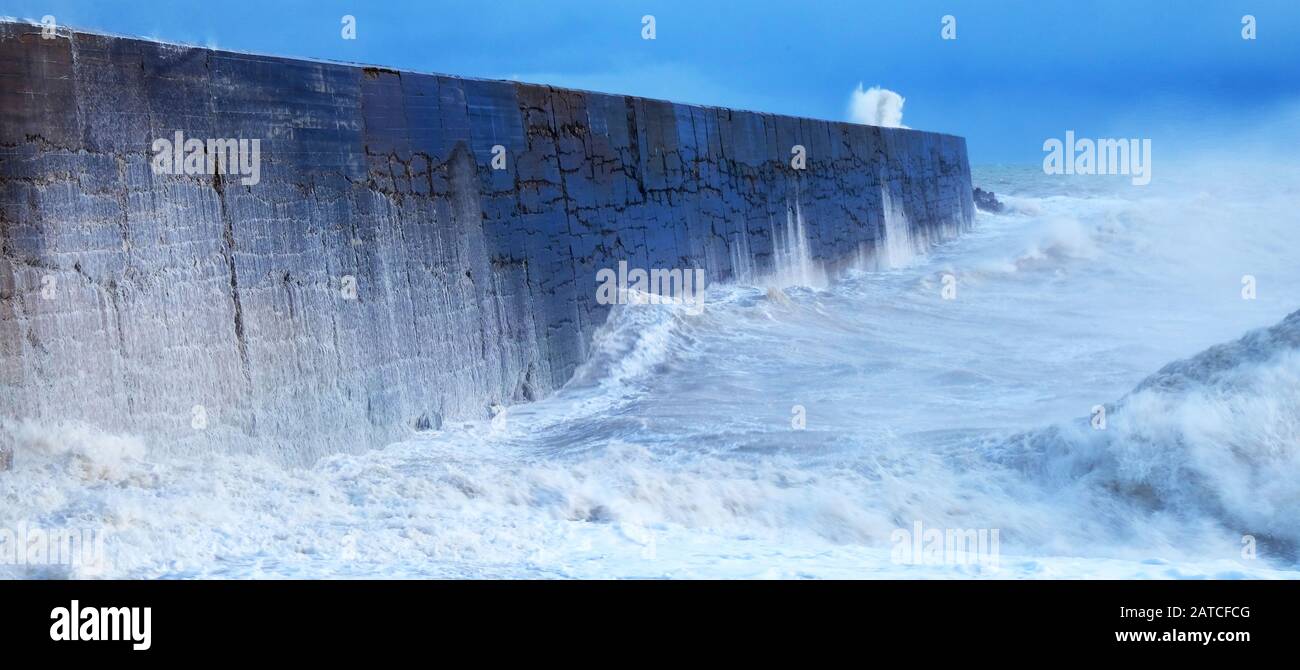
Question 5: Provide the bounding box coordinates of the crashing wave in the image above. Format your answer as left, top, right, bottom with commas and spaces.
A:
995, 309, 1300, 551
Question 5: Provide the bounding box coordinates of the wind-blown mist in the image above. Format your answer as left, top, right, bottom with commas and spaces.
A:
849, 84, 907, 128
3, 155, 1300, 578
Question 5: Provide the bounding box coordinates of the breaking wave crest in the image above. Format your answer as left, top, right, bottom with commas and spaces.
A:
996, 310, 1300, 551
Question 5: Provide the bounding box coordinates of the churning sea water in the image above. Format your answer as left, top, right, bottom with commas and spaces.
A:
4, 163, 1299, 579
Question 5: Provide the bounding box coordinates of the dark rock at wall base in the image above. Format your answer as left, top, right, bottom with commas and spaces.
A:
0, 20, 975, 463
973, 187, 1005, 213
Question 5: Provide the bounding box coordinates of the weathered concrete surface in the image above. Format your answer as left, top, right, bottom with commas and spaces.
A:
0, 22, 974, 463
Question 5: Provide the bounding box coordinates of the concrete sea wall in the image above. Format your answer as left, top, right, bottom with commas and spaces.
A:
0, 21, 974, 464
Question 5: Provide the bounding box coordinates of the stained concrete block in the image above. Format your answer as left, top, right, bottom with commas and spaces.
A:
0, 21, 975, 463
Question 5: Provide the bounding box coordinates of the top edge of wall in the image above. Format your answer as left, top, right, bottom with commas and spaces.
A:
0, 17, 966, 143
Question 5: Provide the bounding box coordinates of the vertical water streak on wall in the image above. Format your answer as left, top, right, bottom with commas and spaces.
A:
728, 229, 755, 285
879, 184, 917, 269
767, 202, 829, 289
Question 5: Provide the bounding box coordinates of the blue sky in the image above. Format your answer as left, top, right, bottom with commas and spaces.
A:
6, 0, 1298, 163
